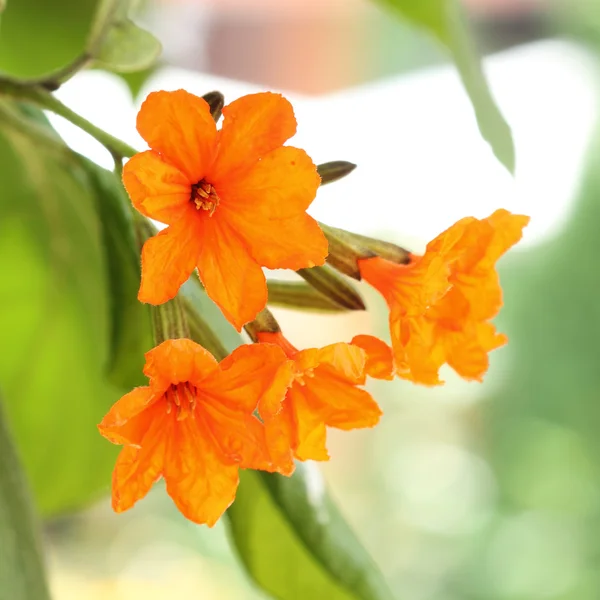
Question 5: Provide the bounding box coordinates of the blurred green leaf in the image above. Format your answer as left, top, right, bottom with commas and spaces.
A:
81, 159, 152, 388
0, 104, 121, 515
0, 398, 51, 600
229, 468, 395, 600
375, 0, 515, 173
95, 18, 162, 73
182, 283, 393, 600
0, 0, 96, 77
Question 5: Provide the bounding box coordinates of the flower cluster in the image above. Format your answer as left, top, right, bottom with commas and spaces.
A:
99, 89, 529, 525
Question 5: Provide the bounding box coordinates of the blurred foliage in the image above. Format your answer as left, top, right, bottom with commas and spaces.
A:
0, 106, 123, 516
464, 130, 600, 600
0, 400, 51, 600
230, 467, 393, 600
374, 0, 515, 173
0, 0, 97, 77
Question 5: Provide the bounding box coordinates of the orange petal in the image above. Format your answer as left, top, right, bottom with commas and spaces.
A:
222, 209, 328, 271
263, 399, 296, 472
351, 335, 395, 381
312, 342, 366, 383
143, 338, 219, 394
200, 400, 294, 476
122, 151, 191, 225
359, 255, 450, 318
98, 387, 158, 445
215, 146, 320, 218
287, 385, 329, 462
303, 371, 382, 430
138, 212, 202, 305
111, 413, 170, 512
163, 415, 239, 526
388, 310, 445, 385
196, 214, 267, 330
136, 90, 217, 182
202, 343, 293, 416
445, 321, 507, 382
210, 92, 296, 181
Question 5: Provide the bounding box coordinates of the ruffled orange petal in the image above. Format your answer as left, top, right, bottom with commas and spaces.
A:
303, 371, 382, 430
111, 413, 170, 512
122, 151, 191, 225
196, 213, 267, 330
98, 387, 158, 445
286, 386, 329, 461
388, 308, 445, 385
201, 400, 294, 476
311, 342, 366, 383
136, 90, 217, 183
201, 344, 293, 416
138, 213, 203, 305
359, 255, 450, 318
163, 414, 239, 526
143, 338, 219, 394
351, 335, 395, 381
444, 321, 507, 381
215, 146, 320, 218
210, 92, 296, 181
223, 208, 328, 270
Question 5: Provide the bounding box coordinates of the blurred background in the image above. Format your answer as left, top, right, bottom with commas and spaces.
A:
2, 0, 600, 598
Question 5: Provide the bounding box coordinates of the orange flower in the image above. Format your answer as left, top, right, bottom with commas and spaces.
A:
256, 332, 382, 462
123, 90, 328, 330
98, 339, 294, 526
358, 209, 529, 385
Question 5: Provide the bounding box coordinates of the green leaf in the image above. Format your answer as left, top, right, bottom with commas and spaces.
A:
0, 398, 51, 600
80, 159, 153, 388
182, 282, 393, 600
375, 0, 515, 173
0, 0, 97, 77
228, 468, 395, 600
95, 18, 162, 73
0, 104, 121, 515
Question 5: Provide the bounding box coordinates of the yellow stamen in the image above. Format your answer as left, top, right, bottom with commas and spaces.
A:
191, 181, 220, 216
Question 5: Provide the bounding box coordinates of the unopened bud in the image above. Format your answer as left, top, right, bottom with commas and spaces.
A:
245, 308, 281, 343
202, 91, 225, 123
319, 223, 410, 279
297, 265, 366, 310
267, 279, 362, 312
317, 161, 356, 186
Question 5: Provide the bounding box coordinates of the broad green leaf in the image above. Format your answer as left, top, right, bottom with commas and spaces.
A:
0, 398, 51, 600
95, 18, 162, 73
81, 159, 152, 388
0, 0, 97, 76
0, 105, 120, 515
182, 282, 393, 600
375, 0, 515, 173
229, 468, 395, 600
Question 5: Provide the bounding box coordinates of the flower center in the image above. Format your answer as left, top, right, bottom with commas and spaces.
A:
164, 382, 197, 421
191, 180, 220, 216
293, 368, 315, 387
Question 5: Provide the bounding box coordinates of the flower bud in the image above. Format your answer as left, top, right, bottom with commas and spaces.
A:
319, 223, 410, 280
267, 280, 357, 312
316, 161, 356, 186
245, 308, 280, 342
202, 91, 225, 122
297, 265, 366, 310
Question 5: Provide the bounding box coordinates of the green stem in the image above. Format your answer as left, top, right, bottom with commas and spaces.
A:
0, 82, 138, 159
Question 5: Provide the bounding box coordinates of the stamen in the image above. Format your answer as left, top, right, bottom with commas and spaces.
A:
191, 180, 220, 216
164, 383, 198, 421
